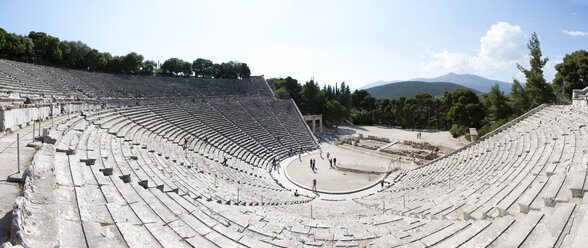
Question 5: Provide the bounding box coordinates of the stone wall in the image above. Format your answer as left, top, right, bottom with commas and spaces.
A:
0, 102, 102, 132
572, 86, 588, 108
0, 105, 52, 132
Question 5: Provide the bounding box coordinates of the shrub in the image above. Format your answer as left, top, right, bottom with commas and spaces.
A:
449, 124, 467, 138
350, 109, 373, 125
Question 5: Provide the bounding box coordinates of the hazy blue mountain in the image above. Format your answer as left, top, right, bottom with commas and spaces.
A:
359, 73, 512, 94
411, 73, 511, 94
365, 81, 481, 99
358, 80, 401, 90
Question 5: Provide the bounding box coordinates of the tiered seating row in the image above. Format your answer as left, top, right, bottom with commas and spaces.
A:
352, 105, 582, 246
37, 103, 588, 247
0, 58, 275, 99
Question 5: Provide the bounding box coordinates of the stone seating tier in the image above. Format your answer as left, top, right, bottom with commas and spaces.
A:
0, 59, 275, 99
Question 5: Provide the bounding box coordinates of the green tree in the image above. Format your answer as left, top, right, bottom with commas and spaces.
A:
552, 50, 588, 102
192, 58, 214, 77
160, 57, 191, 76
121, 52, 144, 74
140, 60, 156, 75
106, 55, 124, 73
403, 98, 418, 129
517, 32, 554, 108
351, 90, 376, 110
0, 28, 6, 53
440, 91, 454, 129
0, 32, 33, 61
482, 84, 511, 121
300, 79, 324, 114
283, 77, 302, 104
447, 88, 484, 128
415, 93, 433, 129
216, 61, 250, 79
510, 79, 530, 116
373, 98, 390, 125
219, 62, 238, 78
323, 99, 348, 123
351, 90, 370, 109
84, 49, 107, 71
28, 31, 62, 65
268, 77, 302, 104
273, 87, 290, 99
431, 98, 445, 129
350, 109, 373, 125
337, 82, 352, 109
236, 62, 251, 79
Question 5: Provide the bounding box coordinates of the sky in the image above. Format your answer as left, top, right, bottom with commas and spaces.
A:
1, 0, 587, 90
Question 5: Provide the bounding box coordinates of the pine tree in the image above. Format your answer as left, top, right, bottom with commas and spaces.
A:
517, 32, 554, 109
510, 79, 530, 116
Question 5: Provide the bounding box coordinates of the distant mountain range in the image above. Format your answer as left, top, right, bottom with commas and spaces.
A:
365, 81, 481, 99
359, 80, 402, 90
359, 73, 512, 96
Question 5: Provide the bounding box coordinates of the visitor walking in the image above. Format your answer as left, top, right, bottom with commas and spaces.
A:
329, 158, 333, 168
294, 189, 299, 197
327, 152, 330, 159
312, 179, 317, 192
333, 157, 337, 167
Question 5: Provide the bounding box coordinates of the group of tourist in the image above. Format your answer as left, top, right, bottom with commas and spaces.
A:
329, 157, 337, 168
309, 158, 317, 172
326, 152, 337, 168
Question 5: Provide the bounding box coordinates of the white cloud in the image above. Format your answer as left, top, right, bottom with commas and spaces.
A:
427, 51, 470, 72
562, 30, 588, 36
424, 22, 526, 81
479, 22, 525, 61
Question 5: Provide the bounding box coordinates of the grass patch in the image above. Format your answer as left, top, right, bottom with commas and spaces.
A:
99, 222, 114, 226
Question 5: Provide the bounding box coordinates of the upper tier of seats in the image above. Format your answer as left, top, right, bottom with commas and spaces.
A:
0, 59, 274, 99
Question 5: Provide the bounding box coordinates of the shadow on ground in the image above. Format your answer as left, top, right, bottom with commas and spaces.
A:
0, 210, 12, 244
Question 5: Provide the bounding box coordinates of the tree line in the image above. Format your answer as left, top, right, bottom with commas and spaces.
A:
0, 28, 250, 79
270, 32, 588, 139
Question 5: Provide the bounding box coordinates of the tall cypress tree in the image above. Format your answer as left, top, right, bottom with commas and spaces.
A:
517, 32, 554, 109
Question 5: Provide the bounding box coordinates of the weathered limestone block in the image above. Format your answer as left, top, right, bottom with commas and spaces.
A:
11, 145, 59, 248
